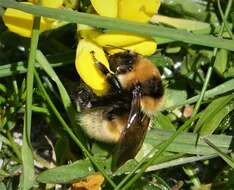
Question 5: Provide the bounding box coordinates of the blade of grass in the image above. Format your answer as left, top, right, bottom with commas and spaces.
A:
194, 95, 234, 133
199, 102, 234, 135
203, 138, 234, 168
1, 0, 234, 50
33, 70, 116, 188
20, 17, 41, 190
31, 105, 50, 115
0, 51, 75, 78
146, 154, 222, 172
153, 112, 176, 131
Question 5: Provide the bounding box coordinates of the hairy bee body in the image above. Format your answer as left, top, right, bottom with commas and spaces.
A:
79, 107, 128, 144
114, 55, 164, 115
76, 50, 164, 169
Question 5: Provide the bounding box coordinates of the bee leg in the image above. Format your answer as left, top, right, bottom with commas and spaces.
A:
90, 51, 123, 93
103, 102, 130, 120
90, 51, 109, 75
116, 65, 133, 74
106, 73, 123, 93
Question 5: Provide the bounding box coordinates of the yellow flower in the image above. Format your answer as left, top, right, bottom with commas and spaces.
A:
76, 0, 160, 95
88, 0, 160, 56
2, 1, 64, 38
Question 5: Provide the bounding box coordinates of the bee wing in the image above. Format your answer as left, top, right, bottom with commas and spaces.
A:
112, 87, 150, 171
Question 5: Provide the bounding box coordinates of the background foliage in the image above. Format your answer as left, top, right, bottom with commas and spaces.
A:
0, 0, 233, 189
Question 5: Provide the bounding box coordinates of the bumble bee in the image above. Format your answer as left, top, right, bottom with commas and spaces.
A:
77, 50, 164, 169
106, 50, 164, 116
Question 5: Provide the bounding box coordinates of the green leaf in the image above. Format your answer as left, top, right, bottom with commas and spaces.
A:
162, 88, 187, 109
203, 138, 234, 168
0, 83, 6, 93
194, 94, 234, 133
153, 112, 176, 131
54, 137, 70, 165
224, 66, 234, 78
37, 160, 95, 184
161, 0, 209, 21
214, 49, 228, 75
1, 1, 234, 50
148, 54, 174, 68
0, 182, 7, 190
145, 128, 232, 155
200, 102, 234, 135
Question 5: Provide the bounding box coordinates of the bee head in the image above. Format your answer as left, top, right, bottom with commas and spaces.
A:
108, 51, 138, 72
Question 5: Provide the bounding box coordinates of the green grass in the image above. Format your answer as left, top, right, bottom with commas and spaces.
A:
0, 0, 234, 190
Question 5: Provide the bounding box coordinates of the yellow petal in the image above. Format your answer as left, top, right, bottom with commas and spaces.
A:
3, 2, 52, 38
79, 29, 102, 40
118, 0, 161, 22
75, 39, 110, 96
91, 0, 118, 17
40, 0, 64, 23
71, 174, 104, 190
108, 40, 157, 56
94, 31, 148, 47
40, 0, 64, 8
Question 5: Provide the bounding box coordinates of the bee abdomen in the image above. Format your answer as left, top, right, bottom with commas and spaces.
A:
79, 109, 127, 144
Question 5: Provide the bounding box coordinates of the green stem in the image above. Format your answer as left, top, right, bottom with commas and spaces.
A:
34, 70, 116, 188
183, 166, 200, 188
25, 19, 40, 144
217, 0, 234, 40
6, 131, 22, 163
21, 16, 41, 190
31, 105, 50, 115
